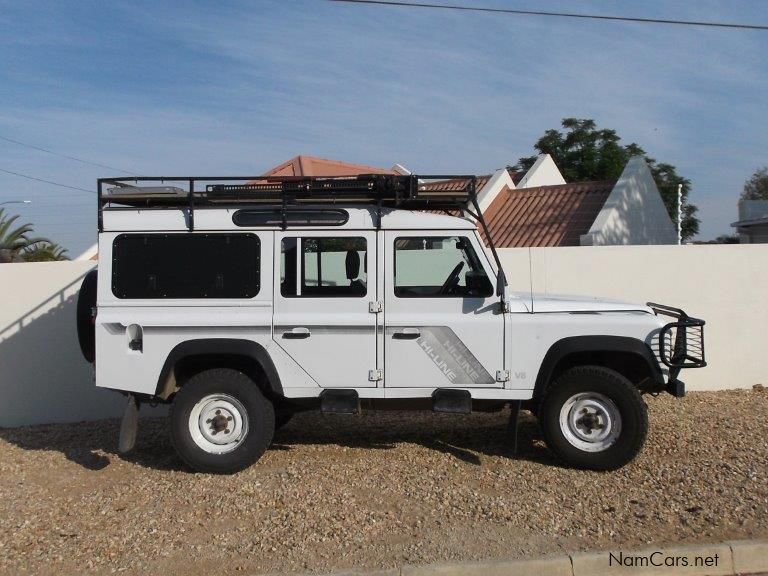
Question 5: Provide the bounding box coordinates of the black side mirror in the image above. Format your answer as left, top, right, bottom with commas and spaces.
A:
465, 271, 493, 297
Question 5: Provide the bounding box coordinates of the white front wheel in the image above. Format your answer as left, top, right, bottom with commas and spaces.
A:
558, 392, 622, 453
540, 366, 648, 471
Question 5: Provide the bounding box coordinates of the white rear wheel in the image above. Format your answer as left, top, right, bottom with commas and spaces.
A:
188, 394, 249, 454
170, 368, 275, 473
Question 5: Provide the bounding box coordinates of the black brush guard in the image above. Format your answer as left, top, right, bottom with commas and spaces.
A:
648, 303, 706, 393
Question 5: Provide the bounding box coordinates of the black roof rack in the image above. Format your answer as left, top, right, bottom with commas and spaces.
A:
97, 174, 507, 292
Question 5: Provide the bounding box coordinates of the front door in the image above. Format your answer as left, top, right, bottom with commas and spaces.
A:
384, 231, 504, 389
273, 231, 378, 388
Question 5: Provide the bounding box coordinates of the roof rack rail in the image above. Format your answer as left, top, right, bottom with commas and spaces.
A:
96, 174, 507, 294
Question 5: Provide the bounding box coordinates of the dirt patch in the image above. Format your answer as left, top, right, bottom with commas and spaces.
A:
1, 389, 767, 575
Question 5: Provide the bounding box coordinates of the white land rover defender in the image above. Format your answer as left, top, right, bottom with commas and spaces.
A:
77, 174, 706, 474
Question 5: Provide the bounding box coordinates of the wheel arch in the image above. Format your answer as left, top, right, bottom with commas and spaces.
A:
532, 336, 664, 405
155, 339, 283, 401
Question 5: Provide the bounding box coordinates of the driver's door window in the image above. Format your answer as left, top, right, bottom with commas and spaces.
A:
394, 236, 493, 298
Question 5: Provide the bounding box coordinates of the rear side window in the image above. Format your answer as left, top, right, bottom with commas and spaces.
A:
112, 233, 260, 299
281, 237, 367, 298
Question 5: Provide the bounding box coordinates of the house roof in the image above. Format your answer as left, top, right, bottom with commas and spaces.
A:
421, 175, 493, 216
420, 175, 491, 193
484, 181, 615, 247
731, 217, 768, 228
262, 155, 396, 177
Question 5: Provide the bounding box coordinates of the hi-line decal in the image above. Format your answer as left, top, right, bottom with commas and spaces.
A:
389, 326, 494, 384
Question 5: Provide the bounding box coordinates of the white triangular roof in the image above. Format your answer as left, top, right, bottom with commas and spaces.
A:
581, 156, 677, 245
516, 154, 566, 188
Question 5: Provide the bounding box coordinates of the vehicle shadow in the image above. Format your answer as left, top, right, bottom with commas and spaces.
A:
0, 408, 564, 472
0, 416, 182, 472
273, 408, 564, 468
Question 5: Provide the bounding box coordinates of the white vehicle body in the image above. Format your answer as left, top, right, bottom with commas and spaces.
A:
95, 207, 669, 401
82, 173, 705, 472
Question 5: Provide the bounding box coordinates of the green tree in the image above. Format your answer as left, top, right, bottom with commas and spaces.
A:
741, 167, 768, 201
514, 118, 700, 241
714, 234, 740, 244
0, 208, 69, 263
21, 241, 69, 262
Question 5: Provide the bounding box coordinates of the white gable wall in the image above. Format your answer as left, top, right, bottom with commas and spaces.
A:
476, 168, 515, 212
581, 156, 677, 246
76, 243, 98, 260
516, 154, 566, 188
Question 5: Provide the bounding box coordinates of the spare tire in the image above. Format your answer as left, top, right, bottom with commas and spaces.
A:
77, 269, 98, 363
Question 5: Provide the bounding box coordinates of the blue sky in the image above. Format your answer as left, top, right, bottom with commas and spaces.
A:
0, 0, 766, 255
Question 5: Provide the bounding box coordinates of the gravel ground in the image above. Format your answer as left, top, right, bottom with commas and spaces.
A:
1, 388, 767, 576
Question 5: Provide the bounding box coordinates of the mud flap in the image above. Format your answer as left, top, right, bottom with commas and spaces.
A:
118, 395, 140, 454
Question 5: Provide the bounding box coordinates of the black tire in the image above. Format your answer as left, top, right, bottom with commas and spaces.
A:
76, 269, 98, 363
275, 410, 294, 431
539, 365, 648, 471
170, 368, 275, 474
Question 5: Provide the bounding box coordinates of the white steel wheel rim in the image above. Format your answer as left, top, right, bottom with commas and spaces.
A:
188, 394, 249, 454
559, 392, 622, 453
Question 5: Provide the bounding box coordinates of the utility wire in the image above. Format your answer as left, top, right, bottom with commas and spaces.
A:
0, 167, 95, 194
327, 0, 768, 31
0, 135, 138, 175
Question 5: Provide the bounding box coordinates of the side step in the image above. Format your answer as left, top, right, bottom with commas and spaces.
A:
320, 389, 360, 414
432, 389, 472, 414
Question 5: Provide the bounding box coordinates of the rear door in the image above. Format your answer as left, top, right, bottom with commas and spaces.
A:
273, 230, 378, 388
384, 231, 504, 389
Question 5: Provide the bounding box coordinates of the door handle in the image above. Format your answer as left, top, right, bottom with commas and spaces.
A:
393, 328, 421, 340
283, 327, 311, 339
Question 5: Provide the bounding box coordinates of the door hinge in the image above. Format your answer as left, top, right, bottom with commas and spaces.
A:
368, 369, 383, 382
496, 370, 510, 383
368, 300, 383, 313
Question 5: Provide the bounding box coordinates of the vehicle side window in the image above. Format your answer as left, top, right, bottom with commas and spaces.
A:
281, 237, 367, 298
394, 236, 493, 298
112, 233, 260, 299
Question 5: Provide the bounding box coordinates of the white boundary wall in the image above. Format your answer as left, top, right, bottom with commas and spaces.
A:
0, 245, 765, 426
0, 262, 125, 427
498, 244, 768, 392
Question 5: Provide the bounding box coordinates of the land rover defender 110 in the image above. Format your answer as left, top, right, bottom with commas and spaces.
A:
77, 174, 706, 473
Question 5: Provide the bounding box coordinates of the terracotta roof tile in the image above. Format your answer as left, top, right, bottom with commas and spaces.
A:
484, 181, 615, 247
421, 176, 492, 216
420, 175, 491, 193
262, 155, 396, 177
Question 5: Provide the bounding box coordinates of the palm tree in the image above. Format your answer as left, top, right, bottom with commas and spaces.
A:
0, 208, 67, 262
20, 241, 69, 262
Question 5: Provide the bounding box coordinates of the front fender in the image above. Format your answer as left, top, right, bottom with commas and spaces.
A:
533, 335, 665, 398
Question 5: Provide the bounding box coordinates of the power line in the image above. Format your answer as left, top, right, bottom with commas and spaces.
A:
0, 135, 139, 175
0, 167, 95, 194
327, 0, 768, 31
